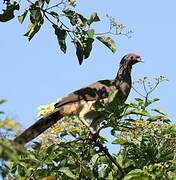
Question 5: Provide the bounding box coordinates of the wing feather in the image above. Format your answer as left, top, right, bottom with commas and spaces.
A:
55, 80, 116, 108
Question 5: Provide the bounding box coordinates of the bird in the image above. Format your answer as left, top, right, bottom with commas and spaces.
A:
14, 53, 143, 145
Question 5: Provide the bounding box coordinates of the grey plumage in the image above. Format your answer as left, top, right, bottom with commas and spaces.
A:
14, 53, 142, 145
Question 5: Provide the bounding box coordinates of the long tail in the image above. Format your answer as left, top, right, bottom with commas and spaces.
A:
14, 108, 63, 145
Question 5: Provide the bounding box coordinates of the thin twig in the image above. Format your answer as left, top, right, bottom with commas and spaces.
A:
45, 1, 64, 11
43, 12, 54, 25
42, 11, 74, 40
143, 81, 148, 95
96, 140, 126, 176
132, 86, 145, 98
148, 81, 160, 95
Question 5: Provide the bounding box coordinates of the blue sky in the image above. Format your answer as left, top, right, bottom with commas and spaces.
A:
1, 0, 176, 131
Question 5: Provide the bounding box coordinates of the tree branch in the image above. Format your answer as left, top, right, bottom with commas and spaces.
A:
95, 140, 126, 176
79, 118, 126, 176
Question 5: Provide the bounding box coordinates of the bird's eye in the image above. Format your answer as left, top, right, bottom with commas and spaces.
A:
130, 56, 134, 60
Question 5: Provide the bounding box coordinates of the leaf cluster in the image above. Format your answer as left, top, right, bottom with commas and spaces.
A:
0, 0, 131, 64
1, 76, 176, 179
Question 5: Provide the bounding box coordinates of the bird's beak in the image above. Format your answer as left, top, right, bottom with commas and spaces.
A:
137, 57, 144, 63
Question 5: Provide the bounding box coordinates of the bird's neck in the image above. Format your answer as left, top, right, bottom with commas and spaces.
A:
115, 63, 132, 85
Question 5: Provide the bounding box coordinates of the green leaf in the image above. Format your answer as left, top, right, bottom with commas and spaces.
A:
42, 176, 56, 180
0, 2, 20, 22
151, 108, 166, 115
135, 98, 144, 103
125, 109, 150, 117
30, 6, 42, 21
17, 164, 25, 177
147, 115, 169, 123
46, 144, 56, 154
83, 38, 94, 59
145, 98, 160, 106
37, 0, 45, 7
112, 136, 128, 145
87, 29, 95, 38
18, 9, 28, 24
0, 99, 7, 105
108, 171, 113, 180
73, 37, 94, 64
24, 15, 43, 41
63, 9, 75, 16
50, 11, 59, 20
23, 5, 44, 40
96, 36, 116, 53
59, 167, 77, 179
123, 169, 150, 180
0, 119, 21, 131
108, 90, 118, 103
74, 40, 84, 65
91, 154, 99, 166
63, 9, 77, 26
77, 13, 88, 24
53, 24, 67, 53
95, 99, 105, 111
88, 12, 100, 25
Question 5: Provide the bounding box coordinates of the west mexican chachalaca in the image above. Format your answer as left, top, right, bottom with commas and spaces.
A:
14, 53, 142, 145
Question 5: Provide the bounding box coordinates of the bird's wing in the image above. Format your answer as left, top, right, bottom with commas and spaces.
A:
55, 79, 116, 108
14, 80, 117, 145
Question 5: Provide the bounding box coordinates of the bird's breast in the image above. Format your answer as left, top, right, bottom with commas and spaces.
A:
120, 82, 131, 95
118, 81, 131, 102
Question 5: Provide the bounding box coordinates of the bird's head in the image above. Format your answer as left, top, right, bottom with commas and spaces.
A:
120, 53, 143, 67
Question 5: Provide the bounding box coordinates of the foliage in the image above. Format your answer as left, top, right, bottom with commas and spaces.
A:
0, 0, 132, 64
0, 99, 21, 138
0, 99, 21, 178
1, 76, 176, 179
1, 1, 175, 179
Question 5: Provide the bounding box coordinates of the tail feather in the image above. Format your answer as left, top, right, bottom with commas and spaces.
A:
14, 109, 63, 145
